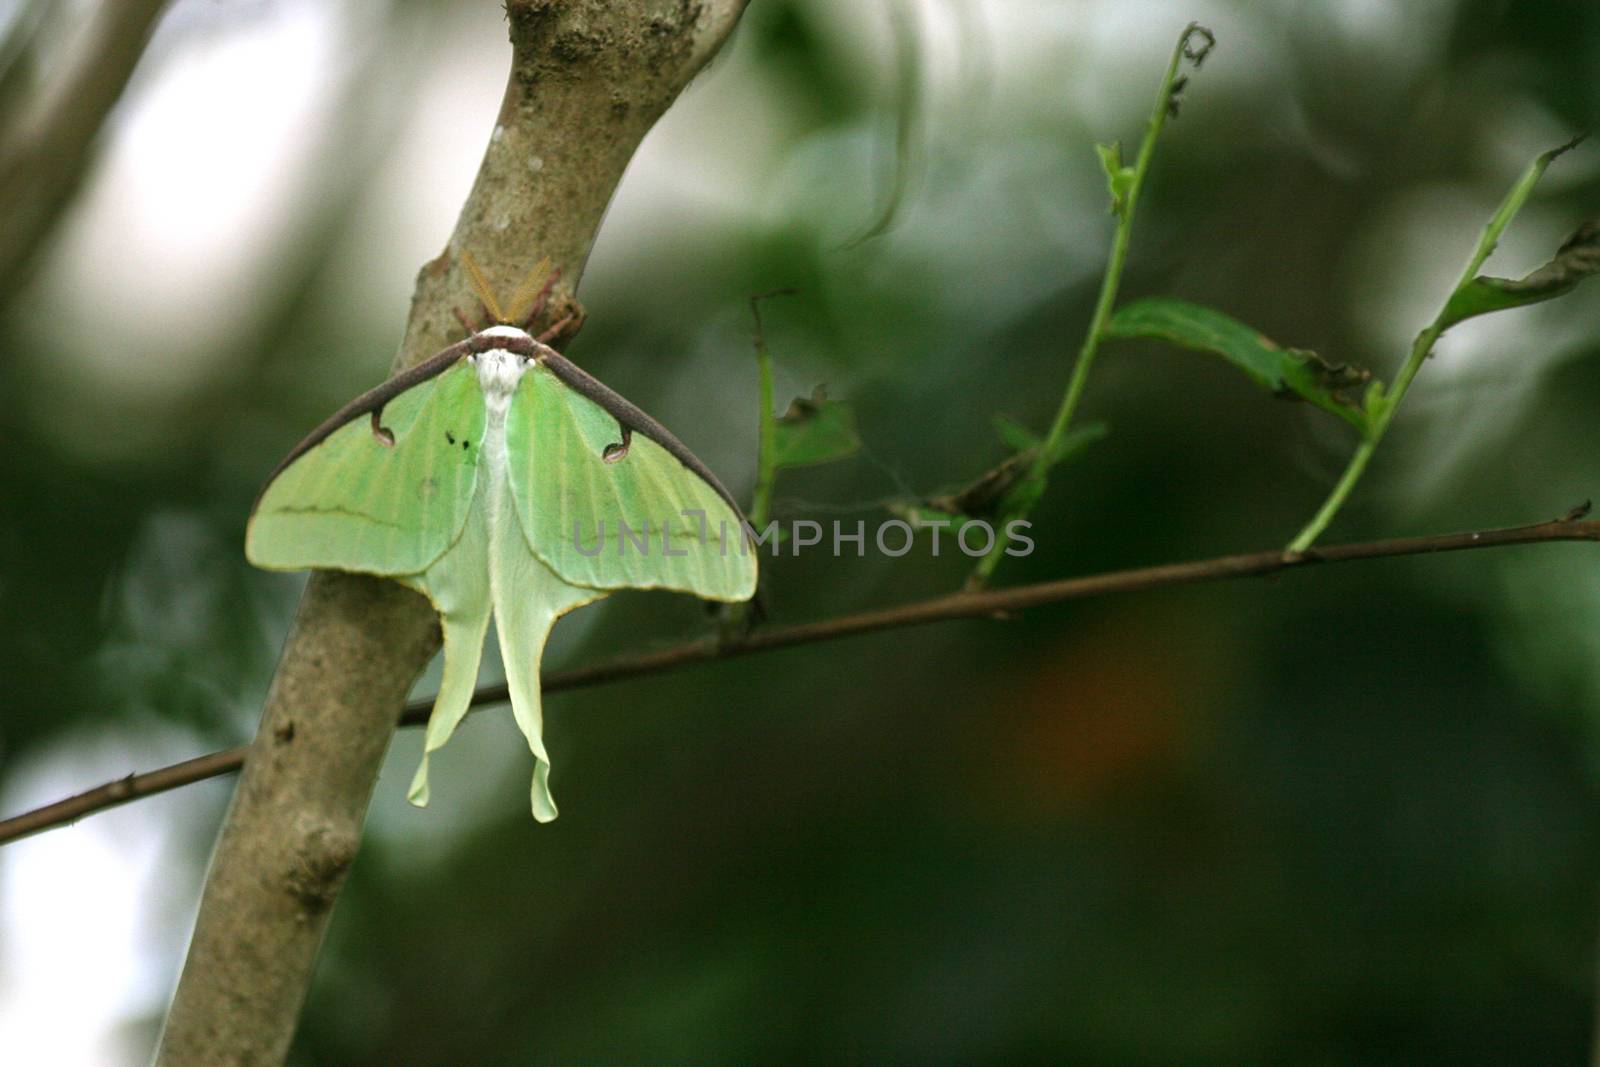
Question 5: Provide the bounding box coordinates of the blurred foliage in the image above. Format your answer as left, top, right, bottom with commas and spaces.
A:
2, 0, 1600, 1064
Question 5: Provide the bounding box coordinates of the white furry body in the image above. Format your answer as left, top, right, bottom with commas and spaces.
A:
470, 331, 535, 594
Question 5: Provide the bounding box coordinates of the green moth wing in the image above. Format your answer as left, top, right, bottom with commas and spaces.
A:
506, 360, 758, 600
246, 360, 485, 576
247, 327, 759, 822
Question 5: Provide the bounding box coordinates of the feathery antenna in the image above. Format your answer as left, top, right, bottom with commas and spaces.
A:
505, 256, 553, 326
459, 250, 507, 324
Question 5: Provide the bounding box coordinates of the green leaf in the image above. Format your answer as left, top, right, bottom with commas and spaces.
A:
1043, 422, 1107, 467
992, 414, 1040, 452
1096, 141, 1135, 217
772, 386, 860, 469
993, 416, 1107, 463
1104, 298, 1373, 434
1441, 219, 1600, 328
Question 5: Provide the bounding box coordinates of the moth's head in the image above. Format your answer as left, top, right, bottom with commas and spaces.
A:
460, 250, 552, 331
470, 340, 532, 399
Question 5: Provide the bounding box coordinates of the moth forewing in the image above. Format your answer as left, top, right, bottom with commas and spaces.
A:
245, 360, 487, 577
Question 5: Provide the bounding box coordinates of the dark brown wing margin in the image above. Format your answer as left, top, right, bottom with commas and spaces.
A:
252, 331, 752, 533
538, 348, 750, 528
249, 338, 478, 513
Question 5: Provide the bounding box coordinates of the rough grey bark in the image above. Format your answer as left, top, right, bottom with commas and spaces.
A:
154, 3, 748, 1064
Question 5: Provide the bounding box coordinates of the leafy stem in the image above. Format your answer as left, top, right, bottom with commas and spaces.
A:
1286, 135, 1583, 553
971, 21, 1213, 586
723, 288, 799, 639
748, 289, 792, 531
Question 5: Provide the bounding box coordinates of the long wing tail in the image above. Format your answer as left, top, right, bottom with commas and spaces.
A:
399, 499, 493, 808
492, 524, 607, 822
406, 603, 492, 807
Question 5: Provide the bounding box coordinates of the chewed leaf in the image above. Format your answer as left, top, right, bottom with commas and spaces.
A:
910, 422, 1106, 522
773, 386, 860, 469
1104, 298, 1372, 434
1441, 219, 1600, 328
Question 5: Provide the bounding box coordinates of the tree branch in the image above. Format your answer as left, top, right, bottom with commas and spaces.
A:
152, 4, 750, 1064
8, 514, 1596, 848
0, 0, 173, 301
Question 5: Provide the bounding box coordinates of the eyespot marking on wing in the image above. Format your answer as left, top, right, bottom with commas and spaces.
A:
602, 425, 632, 464
371, 408, 395, 448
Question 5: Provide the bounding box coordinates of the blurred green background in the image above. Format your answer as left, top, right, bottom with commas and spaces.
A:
2, 0, 1599, 1063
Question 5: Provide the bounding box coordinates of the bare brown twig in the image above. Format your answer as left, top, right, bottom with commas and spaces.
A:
5, 514, 1596, 848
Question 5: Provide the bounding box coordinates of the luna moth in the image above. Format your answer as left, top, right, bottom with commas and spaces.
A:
246, 260, 757, 821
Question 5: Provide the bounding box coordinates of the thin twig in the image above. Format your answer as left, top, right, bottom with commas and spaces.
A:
0, 747, 249, 844
5, 513, 1596, 847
